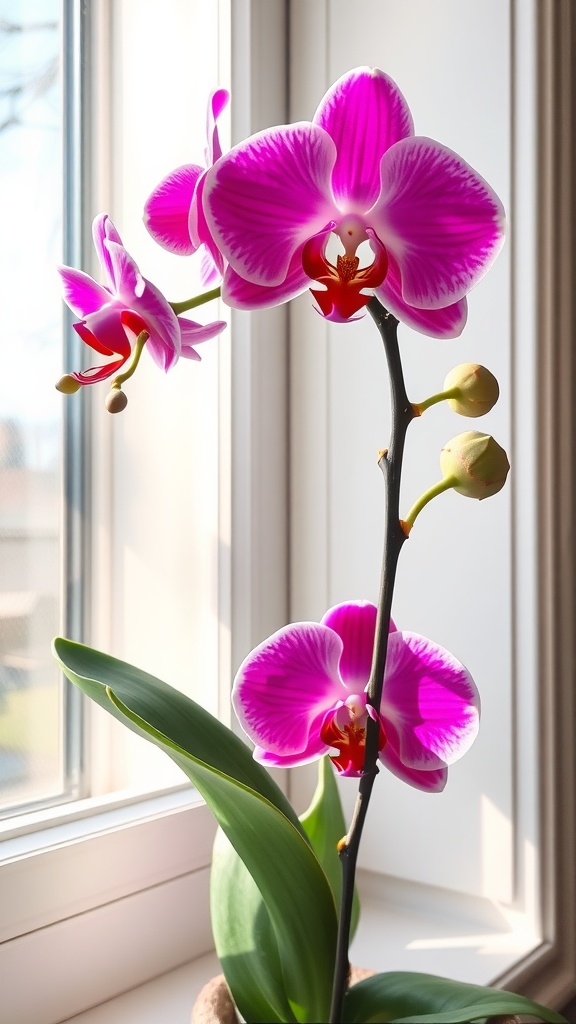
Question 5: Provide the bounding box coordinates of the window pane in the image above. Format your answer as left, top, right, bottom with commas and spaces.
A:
0, 2, 65, 812
0, 0, 230, 814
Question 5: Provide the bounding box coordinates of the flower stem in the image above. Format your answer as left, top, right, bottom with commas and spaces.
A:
111, 331, 148, 389
413, 385, 459, 415
402, 476, 456, 533
329, 297, 415, 1024
170, 286, 221, 315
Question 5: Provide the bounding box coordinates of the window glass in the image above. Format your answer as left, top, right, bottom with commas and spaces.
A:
0, 1, 66, 813
0, 0, 230, 814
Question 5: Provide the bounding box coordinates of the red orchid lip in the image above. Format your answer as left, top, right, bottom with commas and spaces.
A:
70, 318, 131, 385
302, 229, 389, 321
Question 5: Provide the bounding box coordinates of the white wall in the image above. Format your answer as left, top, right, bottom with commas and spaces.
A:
288, 0, 530, 912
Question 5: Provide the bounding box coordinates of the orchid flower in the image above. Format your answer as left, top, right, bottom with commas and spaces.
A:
58, 214, 226, 387
202, 67, 505, 336
232, 601, 480, 791
144, 89, 229, 285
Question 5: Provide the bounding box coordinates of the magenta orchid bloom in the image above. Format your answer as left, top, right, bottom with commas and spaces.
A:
58, 214, 226, 386
144, 89, 229, 286
232, 601, 480, 791
202, 67, 505, 336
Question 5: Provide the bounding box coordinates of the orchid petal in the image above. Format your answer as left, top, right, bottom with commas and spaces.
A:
222, 245, 310, 310
380, 630, 480, 772
200, 248, 221, 286
92, 214, 120, 288
232, 623, 346, 763
188, 170, 208, 249
375, 254, 468, 338
189, 174, 226, 283
178, 317, 226, 360
58, 266, 111, 318
314, 67, 414, 209
105, 239, 145, 303
143, 164, 202, 255
321, 602, 377, 690
204, 123, 339, 286
253, 743, 332, 770
134, 279, 182, 372
379, 743, 448, 792
205, 87, 229, 165
371, 136, 505, 309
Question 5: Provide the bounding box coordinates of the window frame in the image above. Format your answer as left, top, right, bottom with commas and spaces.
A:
496, 0, 576, 1006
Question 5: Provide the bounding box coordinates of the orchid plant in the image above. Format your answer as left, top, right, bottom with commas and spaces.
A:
53, 68, 564, 1024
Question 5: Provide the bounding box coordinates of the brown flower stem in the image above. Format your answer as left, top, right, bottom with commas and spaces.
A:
329, 296, 415, 1024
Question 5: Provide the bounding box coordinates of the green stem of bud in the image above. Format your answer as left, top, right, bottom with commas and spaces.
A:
402, 475, 457, 532
170, 287, 221, 315
413, 386, 460, 416
111, 331, 148, 389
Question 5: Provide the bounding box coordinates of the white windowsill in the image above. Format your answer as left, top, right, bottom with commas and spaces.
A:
65, 953, 220, 1024
64, 870, 541, 1023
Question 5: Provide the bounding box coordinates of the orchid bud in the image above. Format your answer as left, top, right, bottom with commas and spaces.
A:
440, 431, 509, 499
443, 363, 499, 417
105, 388, 128, 414
56, 374, 81, 395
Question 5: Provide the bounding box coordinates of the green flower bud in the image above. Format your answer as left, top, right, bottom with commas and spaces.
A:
440, 431, 510, 499
105, 388, 128, 414
443, 363, 499, 417
55, 374, 82, 395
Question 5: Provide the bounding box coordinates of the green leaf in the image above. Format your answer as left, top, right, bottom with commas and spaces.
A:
341, 971, 567, 1023
211, 827, 297, 1023
300, 755, 360, 939
53, 638, 338, 1024
53, 637, 300, 827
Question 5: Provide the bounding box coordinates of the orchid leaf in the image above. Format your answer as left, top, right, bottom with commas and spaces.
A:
341, 971, 567, 1023
300, 755, 360, 939
53, 638, 337, 1024
211, 828, 297, 1023
53, 638, 300, 823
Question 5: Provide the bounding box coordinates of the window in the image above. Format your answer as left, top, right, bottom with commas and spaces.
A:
0, 0, 236, 816
0, 1, 70, 815
1, 3, 294, 1022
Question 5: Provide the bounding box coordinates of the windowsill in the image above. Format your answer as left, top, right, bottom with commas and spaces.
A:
64, 953, 220, 1024
349, 871, 541, 985
63, 870, 541, 1023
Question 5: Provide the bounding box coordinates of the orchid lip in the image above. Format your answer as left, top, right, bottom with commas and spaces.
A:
302, 227, 389, 321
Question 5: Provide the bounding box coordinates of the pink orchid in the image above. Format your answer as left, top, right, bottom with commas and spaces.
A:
144, 89, 229, 286
58, 214, 226, 386
232, 601, 480, 791
203, 67, 505, 336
